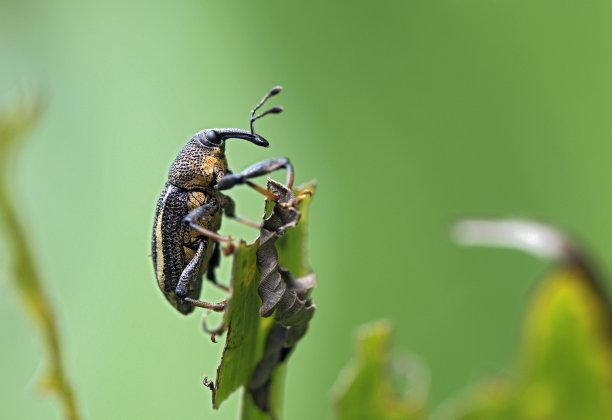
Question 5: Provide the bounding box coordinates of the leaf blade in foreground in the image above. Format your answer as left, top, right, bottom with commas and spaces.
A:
211, 182, 316, 420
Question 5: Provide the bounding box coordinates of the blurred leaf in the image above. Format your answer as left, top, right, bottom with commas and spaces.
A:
447, 265, 612, 420
210, 182, 316, 420
445, 218, 612, 420
335, 220, 612, 420
0, 92, 80, 420
333, 320, 428, 420
0, 90, 41, 169
518, 266, 612, 418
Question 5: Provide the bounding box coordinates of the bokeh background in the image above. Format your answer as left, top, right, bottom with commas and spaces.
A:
2, 0, 612, 419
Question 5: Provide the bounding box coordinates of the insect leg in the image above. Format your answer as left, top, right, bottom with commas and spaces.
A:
220, 193, 261, 229
184, 199, 233, 244
205, 242, 230, 292
216, 157, 294, 195
176, 241, 226, 312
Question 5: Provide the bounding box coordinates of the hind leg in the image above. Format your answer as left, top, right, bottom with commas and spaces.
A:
176, 240, 226, 312
205, 242, 230, 292
220, 194, 261, 229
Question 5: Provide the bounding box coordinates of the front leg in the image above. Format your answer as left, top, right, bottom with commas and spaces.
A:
176, 240, 226, 312
220, 193, 261, 229
215, 157, 294, 193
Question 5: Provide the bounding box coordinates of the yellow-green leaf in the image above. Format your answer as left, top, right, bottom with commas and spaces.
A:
448, 219, 612, 420
333, 320, 428, 420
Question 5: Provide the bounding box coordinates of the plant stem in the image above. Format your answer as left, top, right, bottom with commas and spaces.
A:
0, 95, 81, 420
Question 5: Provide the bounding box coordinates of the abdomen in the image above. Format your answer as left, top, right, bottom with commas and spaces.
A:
151, 182, 222, 313
152, 183, 189, 300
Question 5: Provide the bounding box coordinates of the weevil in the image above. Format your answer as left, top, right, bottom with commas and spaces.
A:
152, 87, 293, 315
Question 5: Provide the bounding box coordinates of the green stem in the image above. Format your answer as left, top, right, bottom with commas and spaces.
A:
0, 95, 81, 420
0, 185, 80, 420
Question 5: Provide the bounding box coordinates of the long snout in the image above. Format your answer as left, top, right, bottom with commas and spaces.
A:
216, 129, 269, 147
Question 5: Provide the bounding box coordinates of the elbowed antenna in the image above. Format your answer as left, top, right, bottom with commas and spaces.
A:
250, 86, 283, 135
200, 87, 284, 148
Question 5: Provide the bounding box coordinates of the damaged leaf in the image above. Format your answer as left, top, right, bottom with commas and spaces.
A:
209, 180, 316, 420
249, 179, 316, 412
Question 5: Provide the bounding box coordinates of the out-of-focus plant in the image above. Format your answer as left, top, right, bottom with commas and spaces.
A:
0, 91, 81, 420
333, 219, 612, 420
332, 320, 429, 420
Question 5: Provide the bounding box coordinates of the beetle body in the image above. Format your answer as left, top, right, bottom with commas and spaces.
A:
152, 87, 291, 315
152, 184, 219, 314
152, 134, 230, 314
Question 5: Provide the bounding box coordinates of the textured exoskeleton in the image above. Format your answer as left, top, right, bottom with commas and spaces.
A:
152, 87, 292, 315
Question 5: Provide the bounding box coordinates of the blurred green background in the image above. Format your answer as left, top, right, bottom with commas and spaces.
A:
2, 0, 612, 419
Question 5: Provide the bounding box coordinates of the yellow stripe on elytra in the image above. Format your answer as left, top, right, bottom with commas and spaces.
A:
155, 185, 173, 289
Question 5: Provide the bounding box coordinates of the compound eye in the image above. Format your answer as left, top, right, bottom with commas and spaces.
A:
205, 130, 221, 144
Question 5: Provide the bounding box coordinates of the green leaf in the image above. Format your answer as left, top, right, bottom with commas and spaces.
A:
210, 239, 270, 408
332, 320, 429, 420
210, 182, 316, 419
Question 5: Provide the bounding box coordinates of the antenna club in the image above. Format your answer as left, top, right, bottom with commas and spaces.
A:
249, 86, 284, 135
